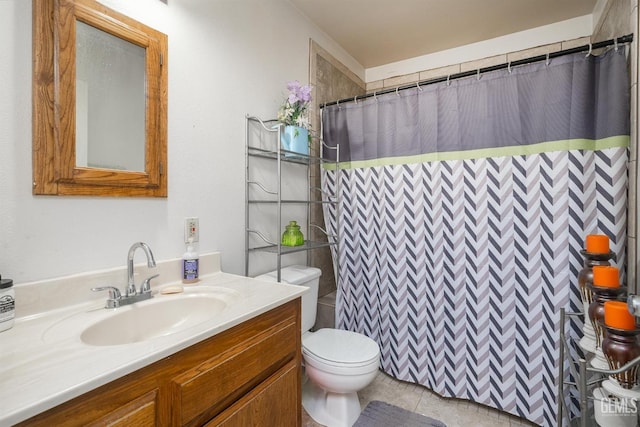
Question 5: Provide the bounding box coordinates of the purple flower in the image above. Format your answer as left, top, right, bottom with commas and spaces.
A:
287, 81, 301, 103
286, 80, 301, 92
286, 80, 312, 104
279, 80, 313, 129
298, 84, 312, 102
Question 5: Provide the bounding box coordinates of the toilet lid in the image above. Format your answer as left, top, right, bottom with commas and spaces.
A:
303, 328, 379, 365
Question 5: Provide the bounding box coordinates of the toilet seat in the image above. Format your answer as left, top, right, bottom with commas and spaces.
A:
302, 328, 379, 370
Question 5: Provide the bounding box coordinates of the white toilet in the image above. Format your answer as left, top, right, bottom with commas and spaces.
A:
256, 265, 380, 427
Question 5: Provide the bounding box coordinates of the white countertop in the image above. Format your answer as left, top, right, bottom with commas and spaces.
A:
0, 256, 306, 426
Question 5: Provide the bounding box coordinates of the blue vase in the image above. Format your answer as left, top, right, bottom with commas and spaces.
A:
281, 125, 309, 157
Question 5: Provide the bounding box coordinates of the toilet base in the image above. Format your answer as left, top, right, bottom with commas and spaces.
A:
302, 379, 362, 427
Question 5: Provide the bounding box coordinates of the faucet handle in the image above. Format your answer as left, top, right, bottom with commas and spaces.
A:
140, 274, 159, 294
126, 282, 137, 298
91, 286, 122, 308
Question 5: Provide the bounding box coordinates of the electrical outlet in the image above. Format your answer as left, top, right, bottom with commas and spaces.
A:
184, 217, 199, 243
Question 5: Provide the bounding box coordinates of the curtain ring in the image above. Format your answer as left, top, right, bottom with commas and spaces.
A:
373, 91, 378, 102
545, 52, 550, 66
396, 87, 400, 97
416, 81, 423, 92
614, 38, 619, 51
508, 61, 512, 73
446, 75, 451, 86
353, 95, 358, 104
586, 42, 592, 57
336, 99, 340, 109
477, 69, 481, 80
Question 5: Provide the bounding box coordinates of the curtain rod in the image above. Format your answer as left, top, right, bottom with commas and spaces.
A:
320, 34, 634, 108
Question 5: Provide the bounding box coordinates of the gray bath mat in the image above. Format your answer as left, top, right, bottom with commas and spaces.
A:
353, 400, 446, 427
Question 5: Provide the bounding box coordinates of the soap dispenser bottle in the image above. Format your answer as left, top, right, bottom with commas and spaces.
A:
0, 274, 14, 332
182, 238, 199, 284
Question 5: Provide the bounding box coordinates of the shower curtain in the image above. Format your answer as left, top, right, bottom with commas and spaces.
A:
321, 49, 629, 427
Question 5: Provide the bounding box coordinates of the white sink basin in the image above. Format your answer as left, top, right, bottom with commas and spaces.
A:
42, 287, 241, 346
81, 294, 228, 346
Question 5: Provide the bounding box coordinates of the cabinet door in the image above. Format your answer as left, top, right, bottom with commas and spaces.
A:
207, 362, 300, 427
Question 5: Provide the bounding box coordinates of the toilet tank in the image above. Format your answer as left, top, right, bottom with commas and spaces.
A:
255, 265, 321, 333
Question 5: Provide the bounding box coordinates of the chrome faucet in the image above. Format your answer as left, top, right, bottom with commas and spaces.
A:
92, 242, 158, 309
127, 242, 157, 296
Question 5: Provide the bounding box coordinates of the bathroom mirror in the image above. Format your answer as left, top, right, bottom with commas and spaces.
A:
33, 0, 168, 197
75, 21, 146, 172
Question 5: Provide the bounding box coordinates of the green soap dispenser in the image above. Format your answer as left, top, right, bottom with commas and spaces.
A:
281, 221, 304, 246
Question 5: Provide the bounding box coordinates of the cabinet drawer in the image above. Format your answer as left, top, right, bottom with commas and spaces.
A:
86, 390, 158, 427
20, 387, 159, 427
171, 319, 298, 426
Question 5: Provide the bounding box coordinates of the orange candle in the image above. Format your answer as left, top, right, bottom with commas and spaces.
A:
592, 266, 620, 288
604, 300, 637, 330
586, 234, 610, 254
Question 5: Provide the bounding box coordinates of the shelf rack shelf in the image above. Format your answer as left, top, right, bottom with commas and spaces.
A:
557, 308, 640, 426
244, 115, 340, 282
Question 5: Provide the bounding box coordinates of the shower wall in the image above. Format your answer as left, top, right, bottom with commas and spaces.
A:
591, 0, 638, 293
309, 40, 365, 300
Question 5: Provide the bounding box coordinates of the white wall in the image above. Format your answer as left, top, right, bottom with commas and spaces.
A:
0, 0, 362, 283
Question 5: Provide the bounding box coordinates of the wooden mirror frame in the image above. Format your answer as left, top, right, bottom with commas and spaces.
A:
33, 0, 168, 197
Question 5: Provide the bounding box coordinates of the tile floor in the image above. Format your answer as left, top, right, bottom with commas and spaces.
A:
302, 370, 539, 427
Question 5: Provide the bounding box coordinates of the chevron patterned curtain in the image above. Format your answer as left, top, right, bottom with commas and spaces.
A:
321, 49, 629, 427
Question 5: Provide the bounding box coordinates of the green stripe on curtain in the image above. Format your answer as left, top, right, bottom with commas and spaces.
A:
323, 135, 629, 170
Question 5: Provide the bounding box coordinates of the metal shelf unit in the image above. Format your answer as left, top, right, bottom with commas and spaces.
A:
557, 308, 640, 426
244, 115, 340, 282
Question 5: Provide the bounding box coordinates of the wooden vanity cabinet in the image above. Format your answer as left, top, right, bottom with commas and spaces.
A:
18, 299, 302, 427
211, 362, 299, 426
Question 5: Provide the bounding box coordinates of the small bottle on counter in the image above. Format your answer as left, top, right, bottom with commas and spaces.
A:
182, 238, 199, 284
0, 274, 15, 332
